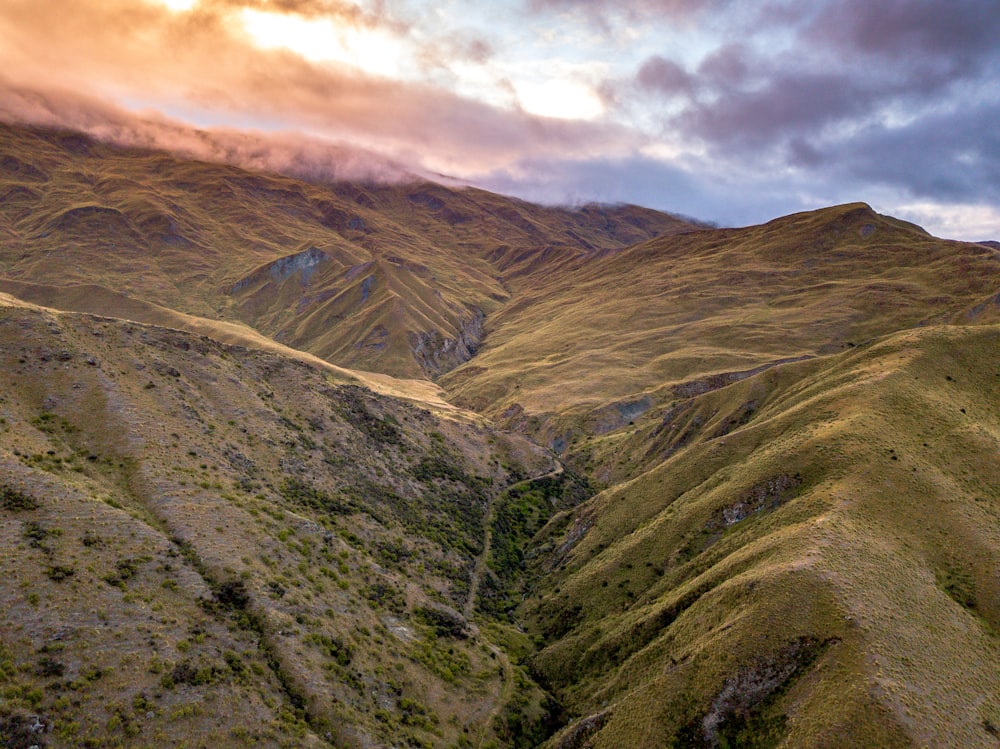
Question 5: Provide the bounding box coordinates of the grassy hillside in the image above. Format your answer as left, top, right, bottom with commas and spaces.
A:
3, 119, 1000, 748
513, 323, 1000, 747
0, 123, 691, 379
442, 203, 1000, 451
0, 299, 562, 748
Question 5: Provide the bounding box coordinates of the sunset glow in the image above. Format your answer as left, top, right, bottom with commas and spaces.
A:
154, 0, 197, 12
239, 9, 404, 78
0, 0, 995, 239
516, 79, 605, 121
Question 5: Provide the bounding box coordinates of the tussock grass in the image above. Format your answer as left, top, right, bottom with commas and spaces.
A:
0, 301, 556, 748
526, 324, 1000, 747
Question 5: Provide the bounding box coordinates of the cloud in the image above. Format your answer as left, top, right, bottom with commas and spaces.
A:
813, 99, 1000, 204
0, 0, 995, 242
0, 0, 639, 179
696, 43, 751, 87
636, 56, 694, 96
0, 78, 423, 183
808, 0, 1000, 62
893, 202, 1000, 242
618, 0, 1000, 219
526, 0, 732, 22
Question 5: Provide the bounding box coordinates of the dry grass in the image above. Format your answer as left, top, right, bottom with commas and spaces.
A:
0, 122, 686, 381
0, 301, 555, 748
525, 324, 1000, 747
442, 204, 1000, 450
3, 120, 1000, 748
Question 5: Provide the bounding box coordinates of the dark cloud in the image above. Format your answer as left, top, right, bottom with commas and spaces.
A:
636, 56, 694, 95
621, 0, 1000, 218
696, 43, 751, 87
676, 70, 876, 150
809, 0, 1000, 62
814, 99, 1000, 204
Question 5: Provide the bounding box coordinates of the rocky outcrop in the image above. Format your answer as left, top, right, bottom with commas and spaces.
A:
409, 308, 485, 377
590, 395, 654, 434
231, 246, 328, 292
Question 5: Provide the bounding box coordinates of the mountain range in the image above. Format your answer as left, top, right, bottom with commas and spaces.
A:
1, 121, 999, 748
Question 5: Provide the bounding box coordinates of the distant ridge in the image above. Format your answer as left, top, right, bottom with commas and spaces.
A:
0, 122, 693, 379
2, 119, 1000, 748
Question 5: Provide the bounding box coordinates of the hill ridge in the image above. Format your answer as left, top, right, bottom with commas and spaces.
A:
2, 119, 1000, 748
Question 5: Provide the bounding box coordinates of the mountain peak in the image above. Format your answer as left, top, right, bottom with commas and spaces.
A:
3, 120, 1000, 749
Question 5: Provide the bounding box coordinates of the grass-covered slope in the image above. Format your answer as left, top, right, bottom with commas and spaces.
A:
0, 299, 560, 748
0, 122, 691, 379
4, 118, 1000, 748
442, 203, 1000, 447
519, 323, 1000, 748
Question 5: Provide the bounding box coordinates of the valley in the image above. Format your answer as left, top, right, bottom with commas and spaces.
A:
2, 122, 1000, 748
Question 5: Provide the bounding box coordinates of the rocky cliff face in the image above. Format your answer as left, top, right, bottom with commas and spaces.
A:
409, 308, 485, 377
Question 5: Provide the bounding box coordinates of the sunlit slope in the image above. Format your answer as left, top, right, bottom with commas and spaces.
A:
0, 277, 460, 409
0, 122, 690, 378
442, 203, 1000, 441
521, 324, 1000, 748
0, 299, 563, 748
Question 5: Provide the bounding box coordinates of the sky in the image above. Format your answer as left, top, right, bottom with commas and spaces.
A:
0, 0, 998, 239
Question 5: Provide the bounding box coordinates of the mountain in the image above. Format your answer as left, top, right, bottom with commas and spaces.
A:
0, 123, 692, 380
2, 121, 999, 748
523, 322, 1000, 747
0, 296, 562, 748
441, 203, 1000, 452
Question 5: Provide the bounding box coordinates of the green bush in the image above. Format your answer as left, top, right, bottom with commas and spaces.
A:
1, 485, 38, 512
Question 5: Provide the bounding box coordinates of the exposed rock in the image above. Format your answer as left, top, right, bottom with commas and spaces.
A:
409, 308, 485, 377
230, 246, 328, 292
718, 474, 802, 527
555, 709, 612, 749
701, 637, 830, 747
591, 395, 653, 434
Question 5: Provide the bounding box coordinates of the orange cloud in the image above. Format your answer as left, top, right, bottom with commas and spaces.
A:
0, 0, 638, 180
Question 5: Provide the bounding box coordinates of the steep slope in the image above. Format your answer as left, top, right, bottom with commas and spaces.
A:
511, 323, 1000, 748
0, 122, 693, 379
5, 118, 1000, 749
442, 203, 1000, 448
0, 299, 562, 748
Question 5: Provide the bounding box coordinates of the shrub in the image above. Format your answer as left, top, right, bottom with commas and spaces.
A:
413, 605, 469, 639
214, 579, 250, 610
45, 565, 75, 582
279, 478, 354, 515
1, 485, 38, 511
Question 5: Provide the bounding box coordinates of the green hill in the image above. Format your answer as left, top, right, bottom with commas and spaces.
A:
2, 121, 999, 748
516, 323, 1000, 747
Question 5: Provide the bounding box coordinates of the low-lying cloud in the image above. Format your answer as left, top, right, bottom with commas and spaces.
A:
0, 0, 637, 178
0, 78, 419, 183
0, 0, 996, 240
